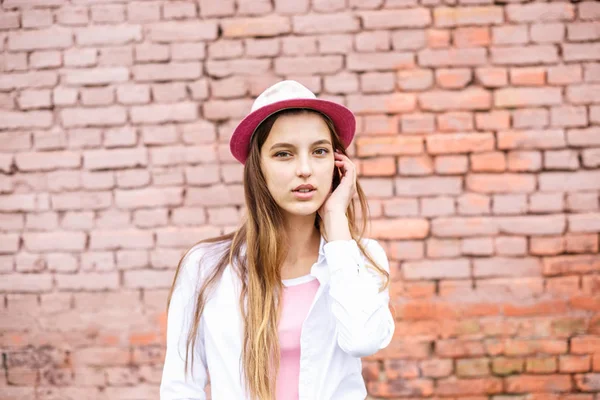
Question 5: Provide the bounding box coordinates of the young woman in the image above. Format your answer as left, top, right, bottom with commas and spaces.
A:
159, 80, 395, 400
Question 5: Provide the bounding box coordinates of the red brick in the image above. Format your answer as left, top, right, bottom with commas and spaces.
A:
493, 357, 525, 375
543, 255, 600, 276
475, 67, 508, 88
427, 29, 451, 48
507, 150, 542, 172
559, 355, 591, 373
456, 358, 490, 377
361, 9, 431, 29
572, 336, 600, 354
360, 157, 396, 176
420, 358, 453, 378
434, 6, 503, 27
453, 27, 490, 47
436, 69, 472, 89
369, 218, 429, 240
510, 67, 545, 86
567, 233, 599, 253
436, 377, 502, 396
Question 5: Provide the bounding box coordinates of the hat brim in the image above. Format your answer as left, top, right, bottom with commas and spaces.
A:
229, 98, 356, 164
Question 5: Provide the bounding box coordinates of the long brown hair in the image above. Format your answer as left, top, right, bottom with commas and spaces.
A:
166, 108, 390, 400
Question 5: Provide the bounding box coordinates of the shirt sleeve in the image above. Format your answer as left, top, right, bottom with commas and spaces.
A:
160, 248, 208, 400
323, 238, 395, 358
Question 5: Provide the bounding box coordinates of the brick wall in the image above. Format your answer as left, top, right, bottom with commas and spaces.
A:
1, 0, 599, 399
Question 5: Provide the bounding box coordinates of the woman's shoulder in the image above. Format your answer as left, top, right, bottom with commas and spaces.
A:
179, 239, 232, 286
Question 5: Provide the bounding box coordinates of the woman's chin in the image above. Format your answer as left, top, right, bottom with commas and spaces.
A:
282, 202, 321, 217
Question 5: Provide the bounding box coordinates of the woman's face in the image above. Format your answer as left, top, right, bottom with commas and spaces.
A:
260, 112, 335, 218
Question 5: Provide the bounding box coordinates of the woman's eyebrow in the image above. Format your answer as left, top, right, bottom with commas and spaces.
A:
269, 139, 332, 150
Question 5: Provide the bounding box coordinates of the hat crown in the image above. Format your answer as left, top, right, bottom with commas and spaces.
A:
251, 80, 316, 112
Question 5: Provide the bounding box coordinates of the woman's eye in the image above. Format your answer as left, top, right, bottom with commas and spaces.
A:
314, 148, 329, 155
274, 152, 290, 158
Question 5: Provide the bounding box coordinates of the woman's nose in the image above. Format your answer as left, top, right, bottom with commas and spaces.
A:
296, 155, 312, 177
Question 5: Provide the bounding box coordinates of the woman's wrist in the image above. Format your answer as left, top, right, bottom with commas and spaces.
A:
321, 210, 352, 241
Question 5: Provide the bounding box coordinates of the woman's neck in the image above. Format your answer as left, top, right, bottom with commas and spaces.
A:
282, 214, 321, 270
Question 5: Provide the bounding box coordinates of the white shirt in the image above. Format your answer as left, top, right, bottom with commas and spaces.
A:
159, 236, 394, 400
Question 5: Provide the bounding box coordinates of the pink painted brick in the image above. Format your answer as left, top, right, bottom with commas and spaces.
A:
318, 34, 353, 55
491, 45, 558, 65
361, 9, 432, 29
18, 89, 52, 110
61, 106, 127, 128
1, 110, 53, 129
507, 3, 575, 23
221, 16, 290, 38
293, 13, 359, 34
76, 25, 142, 46
9, 27, 72, 50
530, 23, 565, 43
162, 1, 197, 19
90, 4, 125, 23
130, 102, 198, 124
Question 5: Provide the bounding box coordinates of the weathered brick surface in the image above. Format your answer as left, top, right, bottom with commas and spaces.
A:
0, 0, 598, 399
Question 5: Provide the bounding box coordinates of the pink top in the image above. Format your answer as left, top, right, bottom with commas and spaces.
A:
276, 274, 320, 400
